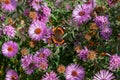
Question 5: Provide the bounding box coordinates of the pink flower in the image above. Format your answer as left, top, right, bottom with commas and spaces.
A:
42, 6, 51, 17
77, 47, 89, 61
93, 70, 115, 80
28, 20, 47, 41
31, 0, 43, 11
35, 48, 51, 59
41, 71, 59, 80
3, 25, 16, 38
72, 4, 91, 26
109, 54, 120, 70
21, 54, 40, 75
38, 14, 49, 23
38, 59, 48, 70
5, 69, 18, 80
84, 0, 96, 10
2, 41, 18, 58
2, 0, 17, 12
100, 27, 112, 40
65, 64, 85, 80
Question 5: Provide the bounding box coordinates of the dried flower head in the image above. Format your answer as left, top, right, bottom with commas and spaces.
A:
57, 64, 66, 73
87, 50, 97, 61
7, 17, 13, 25
100, 52, 107, 57
88, 41, 95, 47
84, 33, 91, 41
74, 45, 81, 53
20, 48, 28, 56
91, 11, 97, 18
29, 11, 37, 20
90, 23, 98, 30
89, 30, 96, 36
29, 41, 35, 48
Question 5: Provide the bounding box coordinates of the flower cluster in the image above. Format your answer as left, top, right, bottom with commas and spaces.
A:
0, 0, 120, 80
21, 48, 51, 75
94, 16, 112, 40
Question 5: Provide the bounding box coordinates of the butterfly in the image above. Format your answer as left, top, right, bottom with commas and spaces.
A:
48, 27, 65, 45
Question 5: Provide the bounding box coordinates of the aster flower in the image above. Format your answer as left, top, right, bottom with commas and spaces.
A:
38, 14, 49, 23
94, 16, 109, 29
93, 70, 115, 80
2, 0, 17, 12
31, 0, 43, 11
42, 5, 51, 17
5, 69, 18, 80
72, 4, 91, 25
28, 20, 47, 41
41, 71, 59, 80
100, 27, 112, 40
65, 64, 85, 80
43, 27, 52, 42
38, 59, 48, 70
35, 48, 51, 59
109, 54, 120, 70
43, 27, 58, 44
3, 25, 15, 38
84, 0, 96, 11
77, 47, 89, 61
2, 41, 18, 58
21, 54, 40, 75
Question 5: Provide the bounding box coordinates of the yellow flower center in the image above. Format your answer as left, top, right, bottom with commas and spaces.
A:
34, 28, 41, 34
4, 0, 10, 4
8, 46, 13, 52
11, 75, 16, 80
72, 71, 78, 77
79, 11, 85, 16
39, 53, 45, 58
